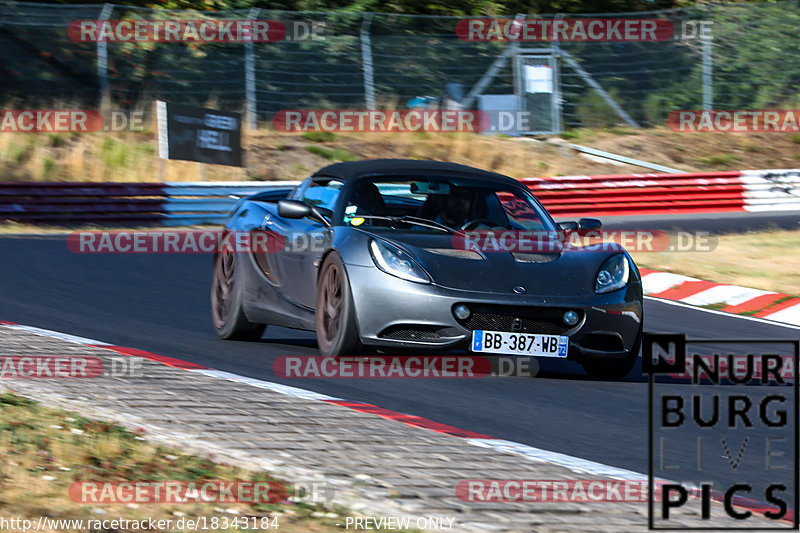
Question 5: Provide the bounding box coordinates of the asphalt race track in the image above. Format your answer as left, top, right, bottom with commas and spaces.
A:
601, 210, 800, 233
1, 234, 798, 507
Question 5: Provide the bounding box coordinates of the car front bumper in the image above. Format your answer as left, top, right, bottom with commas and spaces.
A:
346, 264, 643, 361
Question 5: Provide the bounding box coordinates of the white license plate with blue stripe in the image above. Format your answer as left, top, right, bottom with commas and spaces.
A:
471, 330, 568, 357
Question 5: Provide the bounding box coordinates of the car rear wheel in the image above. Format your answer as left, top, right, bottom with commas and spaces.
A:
580, 329, 641, 379
315, 253, 363, 357
211, 248, 266, 341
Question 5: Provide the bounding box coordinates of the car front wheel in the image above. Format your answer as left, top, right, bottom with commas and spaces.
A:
315, 253, 363, 357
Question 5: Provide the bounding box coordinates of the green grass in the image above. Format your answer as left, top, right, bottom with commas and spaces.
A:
738, 296, 795, 316
6, 137, 33, 164
305, 145, 358, 162
607, 126, 638, 136
41, 157, 56, 178
0, 392, 368, 533
100, 137, 129, 168
47, 133, 66, 148
301, 131, 337, 143
697, 153, 740, 166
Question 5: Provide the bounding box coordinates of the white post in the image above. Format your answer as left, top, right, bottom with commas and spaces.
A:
245, 8, 259, 130
97, 3, 114, 114
701, 21, 713, 110
551, 14, 563, 134
361, 14, 376, 109
156, 100, 168, 182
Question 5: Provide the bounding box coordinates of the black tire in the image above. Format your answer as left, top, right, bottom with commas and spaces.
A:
580, 329, 642, 379
315, 253, 364, 357
211, 248, 266, 341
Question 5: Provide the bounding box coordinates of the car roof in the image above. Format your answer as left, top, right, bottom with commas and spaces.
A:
311, 159, 519, 186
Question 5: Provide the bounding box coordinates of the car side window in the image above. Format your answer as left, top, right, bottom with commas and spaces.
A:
301, 180, 343, 212
495, 191, 546, 230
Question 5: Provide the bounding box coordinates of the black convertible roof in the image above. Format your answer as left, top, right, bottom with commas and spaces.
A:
312, 159, 518, 185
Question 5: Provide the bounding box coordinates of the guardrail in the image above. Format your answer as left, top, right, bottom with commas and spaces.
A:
1, 169, 798, 225
0, 181, 298, 225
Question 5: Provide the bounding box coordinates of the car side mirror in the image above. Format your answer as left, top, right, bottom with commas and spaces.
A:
578, 218, 602, 231
277, 199, 332, 228
278, 199, 311, 219
557, 221, 578, 231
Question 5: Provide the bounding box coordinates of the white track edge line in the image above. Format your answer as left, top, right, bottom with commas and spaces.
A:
4, 325, 112, 346
192, 368, 341, 401
644, 296, 800, 331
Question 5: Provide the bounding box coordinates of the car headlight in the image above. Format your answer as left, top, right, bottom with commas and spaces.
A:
369, 239, 431, 284
595, 254, 629, 294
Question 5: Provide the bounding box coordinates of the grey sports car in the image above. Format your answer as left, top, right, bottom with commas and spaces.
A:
212, 159, 643, 378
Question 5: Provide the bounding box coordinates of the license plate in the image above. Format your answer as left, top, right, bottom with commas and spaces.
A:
471, 330, 568, 358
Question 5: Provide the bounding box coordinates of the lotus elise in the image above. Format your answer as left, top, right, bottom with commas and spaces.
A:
211, 159, 643, 378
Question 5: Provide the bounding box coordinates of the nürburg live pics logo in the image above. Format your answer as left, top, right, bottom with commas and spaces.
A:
644, 333, 799, 529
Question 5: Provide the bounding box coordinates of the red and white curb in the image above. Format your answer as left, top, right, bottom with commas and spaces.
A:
524, 168, 800, 217
641, 268, 800, 326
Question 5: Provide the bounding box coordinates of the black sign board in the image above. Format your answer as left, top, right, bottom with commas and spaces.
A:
157, 101, 242, 167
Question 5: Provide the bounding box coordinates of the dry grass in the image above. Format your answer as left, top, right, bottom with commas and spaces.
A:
0, 130, 247, 183
630, 229, 800, 295
0, 393, 394, 532
5, 123, 800, 183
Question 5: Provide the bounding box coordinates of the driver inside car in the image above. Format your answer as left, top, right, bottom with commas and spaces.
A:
433, 186, 474, 228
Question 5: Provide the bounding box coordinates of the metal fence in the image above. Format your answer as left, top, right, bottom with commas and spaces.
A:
1, 1, 799, 130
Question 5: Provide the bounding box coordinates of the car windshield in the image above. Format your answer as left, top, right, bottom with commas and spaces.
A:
339, 177, 557, 233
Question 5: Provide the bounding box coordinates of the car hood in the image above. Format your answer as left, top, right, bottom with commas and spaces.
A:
369, 232, 623, 297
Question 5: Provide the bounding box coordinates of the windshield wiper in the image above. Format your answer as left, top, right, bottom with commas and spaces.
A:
350, 215, 455, 233
396, 215, 456, 233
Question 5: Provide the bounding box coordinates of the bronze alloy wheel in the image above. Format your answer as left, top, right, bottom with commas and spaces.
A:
317, 259, 342, 346
210, 247, 266, 340
315, 253, 363, 356
211, 249, 235, 329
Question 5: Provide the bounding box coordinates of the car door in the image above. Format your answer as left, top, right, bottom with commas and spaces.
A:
251, 178, 309, 290
273, 178, 343, 309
